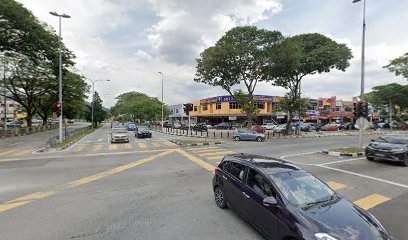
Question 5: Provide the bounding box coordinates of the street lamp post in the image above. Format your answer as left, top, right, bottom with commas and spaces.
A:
87, 79, 110, 128
2, 57, 7, 130
353, 0, 367, 148
49, 11, 70, 143
158, 72, 164, 129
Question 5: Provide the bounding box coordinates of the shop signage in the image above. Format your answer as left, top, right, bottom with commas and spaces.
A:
200, 95, 274, 104
306, 110, 320, 116
228, 116, 237, 121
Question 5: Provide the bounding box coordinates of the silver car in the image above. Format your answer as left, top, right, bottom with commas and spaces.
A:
233, 128, 265, 142
111, 128, 129, 143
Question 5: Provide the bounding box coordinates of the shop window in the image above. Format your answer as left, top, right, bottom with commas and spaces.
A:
254, 102, 265, 109
175, 109, 179, 114
202, 105, 208, 111
229, 102, 241, 110
272, 102, 279, 110
194, 106, 198, 112
216, 102, 221, 110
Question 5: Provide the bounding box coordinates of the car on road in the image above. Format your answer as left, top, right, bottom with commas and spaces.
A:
213, 154, 390, 240
262, 123, 276, 130
214, 122, 232, 130
135, 126, 152, 138
300, 122, 315, 132
272, 124, 295, 134
378, 122, 391, 129
366, 134, 408, 166
111, 128, 129, 143
321, 123, 339, 131
233, 128, 265, 142
6, 121, 22, 128
172, 122, 182, 129
127, 123, 137, 131
252, 125, 265, 134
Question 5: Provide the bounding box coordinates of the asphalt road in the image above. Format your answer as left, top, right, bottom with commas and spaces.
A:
0, 126, 406, 240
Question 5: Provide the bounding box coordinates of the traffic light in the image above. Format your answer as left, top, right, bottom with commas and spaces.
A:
55, 103, 61, 116
361, 102, 369, 118
353, 102, 358, 117
183, 103, 193, 115
353, 101, 369, 118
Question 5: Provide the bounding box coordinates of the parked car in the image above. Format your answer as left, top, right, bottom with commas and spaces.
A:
67, 119, 74, 124
233, 128, 265, 142
261, 123, 276, 130
213, 154, 390, 240
252, 125, 265, 134
321, 124, 339, 131
344, 122, 356, 130
135, 126, 152, 138
6, 121, 22, 128
273, 124, 295, 133
378, 122, 391, 129
301, 122, 315, 132
111, 128, 129, 143
193, 124, 208, 132
163, 122, 171, 128
366, 134, 408, 166
172, 122, 182, 129
127, 123, 137, 131
214, 122, 232, 130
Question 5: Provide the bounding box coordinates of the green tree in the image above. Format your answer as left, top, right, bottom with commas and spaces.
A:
384, 52, 408, 81
110, 91, 170, 122
85, 91, 107, 127
195, 26, 284, 128
268, 33, 353, 131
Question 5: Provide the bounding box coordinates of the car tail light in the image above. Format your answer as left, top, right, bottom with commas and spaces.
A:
214, 168, 219, 174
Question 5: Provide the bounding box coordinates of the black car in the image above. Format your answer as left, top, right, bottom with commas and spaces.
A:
213, 154, 390, 240
214, 122, 232, 130
135, 126, 152, 138
193, 124, 208, 132
366, 134, 408, 166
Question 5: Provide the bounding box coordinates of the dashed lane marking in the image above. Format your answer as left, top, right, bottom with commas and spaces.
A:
163, 141, 175, 147
74, 146, 86, 152
206, 155, 224, 161
124, 143, 133, 149
152, 142, 161, 148
138, 143, 147, 149
326, 181, 347, 190
15, 149, 35, 156
188, 146, 220, 151
193, 148, 224, 153
353, 194, 391, 210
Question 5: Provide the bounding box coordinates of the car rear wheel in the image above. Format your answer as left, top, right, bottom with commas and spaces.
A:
214, 187, 227, 209
366, 156, 374, 161
403, 157, 408, 167
234, 136, 240, 141
256, 137, 263, 142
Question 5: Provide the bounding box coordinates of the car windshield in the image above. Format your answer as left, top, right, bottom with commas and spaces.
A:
270, 171, 335, 207
377, 136, 408, 144
138, 126, 149, 130
128, 124, 135, 127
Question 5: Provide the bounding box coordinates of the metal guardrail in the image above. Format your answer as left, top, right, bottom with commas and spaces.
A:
47, 125, 92, 147
0, 124, 59, 138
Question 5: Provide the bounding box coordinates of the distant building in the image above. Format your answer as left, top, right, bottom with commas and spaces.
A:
169, 104, 188, 124
0, 98, 24, 121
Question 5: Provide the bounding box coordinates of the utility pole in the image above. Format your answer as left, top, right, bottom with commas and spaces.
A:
50, 11, 70, 143
87, 78, 110, 128
158, 72, 164, 130
2, 57, 7, 130
353, 0, 367, 148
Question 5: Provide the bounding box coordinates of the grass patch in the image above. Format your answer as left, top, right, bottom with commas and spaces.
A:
174, 139, 213, 145
331, 147, 365, 153
51, 128, 96, 149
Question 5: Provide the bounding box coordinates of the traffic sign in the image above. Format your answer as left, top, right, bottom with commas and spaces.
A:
355, 117, 369, 130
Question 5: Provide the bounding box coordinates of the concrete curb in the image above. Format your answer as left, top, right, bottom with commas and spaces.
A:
169, 139, 222, 147
322, 149, 365, 157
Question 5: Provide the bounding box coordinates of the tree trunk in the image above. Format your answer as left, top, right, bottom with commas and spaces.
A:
247, 93, 254, 129
26, 114, 33, 127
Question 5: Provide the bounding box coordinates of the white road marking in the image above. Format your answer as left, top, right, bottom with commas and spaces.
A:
318, 157, 365, 166
98, 138, 102, 142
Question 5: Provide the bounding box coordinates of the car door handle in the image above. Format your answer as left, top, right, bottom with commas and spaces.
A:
222, 175, 227, 180
242, 192, 250, 198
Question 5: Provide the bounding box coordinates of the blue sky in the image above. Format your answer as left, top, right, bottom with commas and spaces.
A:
17, 0, 408, 107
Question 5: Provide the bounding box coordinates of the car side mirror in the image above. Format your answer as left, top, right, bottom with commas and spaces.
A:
263, 196, 277, 207
371, 139, 375, 142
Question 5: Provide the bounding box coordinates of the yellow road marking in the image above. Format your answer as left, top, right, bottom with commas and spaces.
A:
0, 150, 16, 157
94, 145, 103, 151
353, 194, 391, 210
109, 144, 118, 150
189, 146, 220, 151
175, 149, 215, 173
0, 149, 172, 163
138, 143, 147, 149
0, 150, 174, 213
198, 151, 235, 157
152, 142, 161, 148
326, 181, 347, 190
124, 143, 133, 149
193, 148, 223, 153
216, 161, 220, 165
163, 141, 175, 147
206, 156, 224, 161
15, 149, 35, 155
74, 146, 86, 152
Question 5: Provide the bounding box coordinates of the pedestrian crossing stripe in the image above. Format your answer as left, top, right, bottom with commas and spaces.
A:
138, 143, 147, 149
206, 156, 224, 161
152, 142, 161, 148
193, 148, 224, 153
163, 141, 175, 147
198, 151, 235, 157
109, 145, 118, 150
353, 194, 391, 210
124, 143, 132, 149
188, 146, 220, 151
74, 146, 86, 152
94, 145, 103, 151
326, 181, 347, 190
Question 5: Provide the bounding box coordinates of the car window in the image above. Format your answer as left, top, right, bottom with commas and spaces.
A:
246, 168, 275, 198
225, 162, 245, 181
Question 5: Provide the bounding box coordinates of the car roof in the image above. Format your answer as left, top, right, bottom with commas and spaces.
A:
112, 128, 127, 131
382, 134, 408, 138
223, 154, 301, 175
